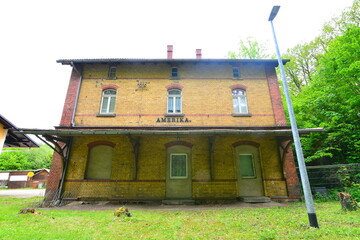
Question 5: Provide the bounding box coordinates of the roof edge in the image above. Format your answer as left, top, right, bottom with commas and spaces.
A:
57, 58, 290, 65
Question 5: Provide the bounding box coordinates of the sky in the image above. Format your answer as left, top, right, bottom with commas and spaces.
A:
0, 0, 354, 131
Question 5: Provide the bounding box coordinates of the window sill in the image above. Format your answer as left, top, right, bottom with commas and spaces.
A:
107, 77, 117, 80
165, 113, 185, 117
232, 77, 243, 80
169, 77, 180, 80
96, 113, 116, 117
232, 113, 252, 117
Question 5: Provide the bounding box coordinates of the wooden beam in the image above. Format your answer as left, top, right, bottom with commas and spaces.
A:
208, 136, 216, 180
128, 135, 140, 180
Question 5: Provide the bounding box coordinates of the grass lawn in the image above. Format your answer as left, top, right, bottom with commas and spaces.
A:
0, 197, 359, 240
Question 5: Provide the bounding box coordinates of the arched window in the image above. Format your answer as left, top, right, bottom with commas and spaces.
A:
232, 89, 248, 114
85, 143, 114, 179
100, 89, 116, 114
167, 89, 182, 114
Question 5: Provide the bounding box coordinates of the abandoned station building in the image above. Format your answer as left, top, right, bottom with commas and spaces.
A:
29, 45, 322, 204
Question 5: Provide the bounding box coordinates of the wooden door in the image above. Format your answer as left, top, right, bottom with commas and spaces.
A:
235, 145, 264, 197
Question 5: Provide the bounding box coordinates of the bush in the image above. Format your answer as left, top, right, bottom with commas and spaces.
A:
346, 184, 360, 202
314, 189, 339, 203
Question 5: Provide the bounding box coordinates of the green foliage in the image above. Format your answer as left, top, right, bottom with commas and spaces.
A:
284, 0, 359, 95
337, 166, 360, 202
228, 37, 271, 59
314, 191, 338, 203
0, 144, 53, 170
289, 0, 360, 165
283, 41, 320, 94
293, 26, 360, 165
347, 184, 360, 203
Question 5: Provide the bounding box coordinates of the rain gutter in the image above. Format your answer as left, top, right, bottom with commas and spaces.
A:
70, 62, 82, 127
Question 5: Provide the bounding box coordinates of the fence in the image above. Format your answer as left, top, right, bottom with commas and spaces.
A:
297, 163, 360, 195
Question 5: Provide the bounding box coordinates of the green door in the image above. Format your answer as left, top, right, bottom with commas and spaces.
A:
235, 145, 264, 197
166, 146, 192, 199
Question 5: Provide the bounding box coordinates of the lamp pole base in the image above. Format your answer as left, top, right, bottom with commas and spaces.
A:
308, 213, 319, 228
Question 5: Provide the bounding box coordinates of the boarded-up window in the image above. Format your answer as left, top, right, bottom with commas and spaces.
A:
239, 154, 256, 178
85, 145, 113, 179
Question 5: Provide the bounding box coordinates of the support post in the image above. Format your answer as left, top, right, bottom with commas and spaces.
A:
128, 135, 140, 180
208, 136, 216, 180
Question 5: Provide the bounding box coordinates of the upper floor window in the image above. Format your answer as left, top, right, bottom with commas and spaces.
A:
233, 67, 240, 78
100, 89, 116, 114
108, 66, 117, 79
171, 67, 178, 78
232, 89, 248, 114
167, 89, 182, 114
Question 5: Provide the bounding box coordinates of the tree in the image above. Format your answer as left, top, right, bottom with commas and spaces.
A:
283, 41, 320, 94
228, 37, 271, 59
0, 144, 53, 170
284, 0, 359, 94
293, 26, 360, 165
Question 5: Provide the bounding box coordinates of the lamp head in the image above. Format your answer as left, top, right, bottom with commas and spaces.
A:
268, 5, 280, 21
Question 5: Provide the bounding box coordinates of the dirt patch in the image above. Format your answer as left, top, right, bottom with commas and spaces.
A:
43, 200, 290, 211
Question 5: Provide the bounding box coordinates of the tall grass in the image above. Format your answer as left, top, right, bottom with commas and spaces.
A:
0, 197, 359, 240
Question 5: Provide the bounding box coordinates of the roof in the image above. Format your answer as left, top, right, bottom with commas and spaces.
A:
57, 58, 289, 66
16, 127, 324, 137
0, 115, 39, 148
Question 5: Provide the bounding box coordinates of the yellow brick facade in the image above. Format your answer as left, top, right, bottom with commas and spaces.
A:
74, 62, 275, 127
49, 57, 299, 203
63, 134, 287, 200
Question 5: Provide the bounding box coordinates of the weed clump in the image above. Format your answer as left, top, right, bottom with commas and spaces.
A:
114, 207, 132, 217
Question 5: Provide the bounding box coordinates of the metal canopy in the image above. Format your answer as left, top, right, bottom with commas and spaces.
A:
16, 127, 324, 137
0, 115, 39, 148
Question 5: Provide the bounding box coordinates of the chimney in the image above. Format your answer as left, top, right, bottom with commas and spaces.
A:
167, 45, 173, 59
196, 49, 202, 59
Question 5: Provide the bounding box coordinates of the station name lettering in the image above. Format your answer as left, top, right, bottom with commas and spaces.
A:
156, 117, 191, 123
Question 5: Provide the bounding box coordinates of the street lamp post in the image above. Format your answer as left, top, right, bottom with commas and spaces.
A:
268, 5, 319, 228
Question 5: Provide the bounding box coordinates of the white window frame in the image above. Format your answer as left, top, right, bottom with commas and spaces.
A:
167, 89, 182, 114
239, 154, 256, 178
100, 89, 116, 114
170, 153, 188, 179
232, 89, 248, 114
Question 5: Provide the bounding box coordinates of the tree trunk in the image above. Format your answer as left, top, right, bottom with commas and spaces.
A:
338, 192, 358, 211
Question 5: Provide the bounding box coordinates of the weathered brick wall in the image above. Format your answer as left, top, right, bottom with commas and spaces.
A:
44, 151, 62, 200
59, 67, 82, 127
63, 181, 165, 200
62, 135, 289, 200
52, 60, 295, 201
265, 65, 287, 126
73, 62, 279, 127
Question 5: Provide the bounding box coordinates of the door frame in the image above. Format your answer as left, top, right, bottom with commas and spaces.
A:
233, 141, 265, 197
165, 142, 192, 199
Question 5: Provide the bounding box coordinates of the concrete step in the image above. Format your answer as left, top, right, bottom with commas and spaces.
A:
239, 196, 271, 203
162, 199, 195, 205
